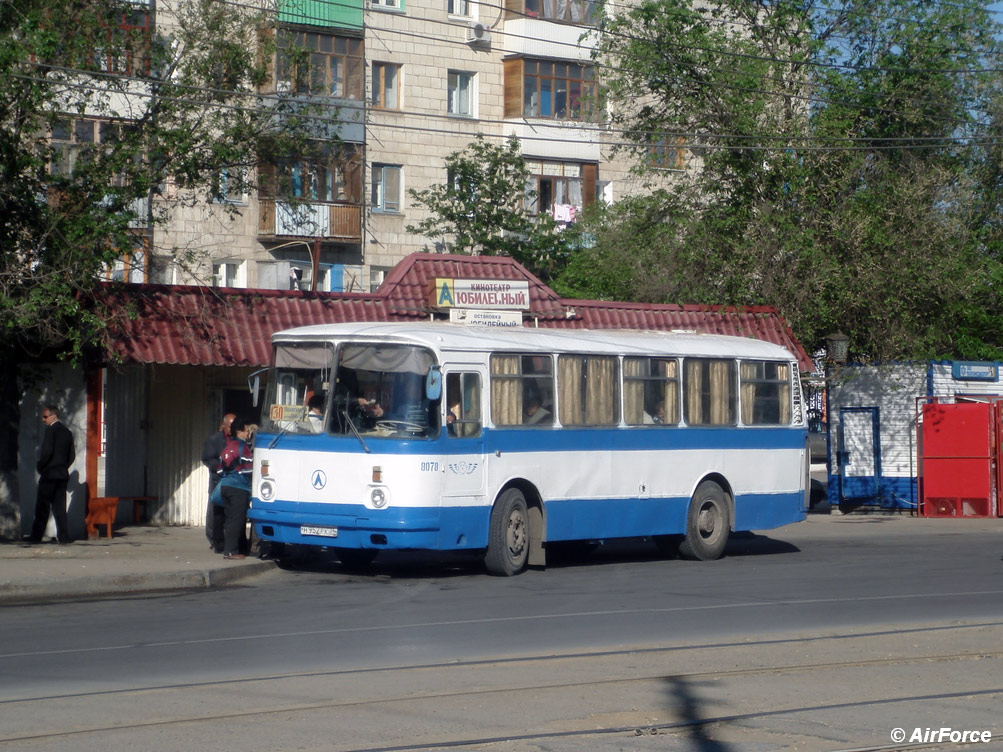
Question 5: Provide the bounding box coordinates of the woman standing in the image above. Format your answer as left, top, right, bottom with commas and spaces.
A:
218, 418, 256, 560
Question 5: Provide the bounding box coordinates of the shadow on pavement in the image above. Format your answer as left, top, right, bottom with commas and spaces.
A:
267, 531, 802, 580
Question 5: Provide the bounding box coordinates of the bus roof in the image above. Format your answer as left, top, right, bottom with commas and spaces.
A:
271, 322, 798, 362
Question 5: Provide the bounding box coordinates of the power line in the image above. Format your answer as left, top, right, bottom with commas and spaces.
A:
8, 1, 1002, 154
17, 63, 1000, 154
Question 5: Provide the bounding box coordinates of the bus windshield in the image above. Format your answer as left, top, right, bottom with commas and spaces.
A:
261, 342, 440, 439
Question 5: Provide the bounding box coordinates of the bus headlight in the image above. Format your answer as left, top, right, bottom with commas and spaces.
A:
369, 486, 389, 509
259, 480, 276, 502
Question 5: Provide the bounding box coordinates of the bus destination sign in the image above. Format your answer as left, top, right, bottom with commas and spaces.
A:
432, 278, 530, 310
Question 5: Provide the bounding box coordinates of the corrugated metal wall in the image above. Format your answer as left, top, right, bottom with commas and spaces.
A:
144, 364, 256, 526
929, 363, 1003, 399
147, 365, 207, 525
829, 365, 926, 482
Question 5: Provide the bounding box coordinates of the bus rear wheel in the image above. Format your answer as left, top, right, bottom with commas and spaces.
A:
485, 488, 530, 576
678, 481, 731, 561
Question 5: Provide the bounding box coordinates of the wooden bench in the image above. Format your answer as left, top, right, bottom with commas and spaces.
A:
85, 496, 159, 539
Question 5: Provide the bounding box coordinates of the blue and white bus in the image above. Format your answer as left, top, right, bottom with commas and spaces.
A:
248, 323, 809, 575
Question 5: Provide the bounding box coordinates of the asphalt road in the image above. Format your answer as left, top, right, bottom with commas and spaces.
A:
1, 515, 1002, 752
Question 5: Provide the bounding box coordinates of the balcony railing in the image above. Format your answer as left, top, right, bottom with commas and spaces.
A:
258, 200, 362, 242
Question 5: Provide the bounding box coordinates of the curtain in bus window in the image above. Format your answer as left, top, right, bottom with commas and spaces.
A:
585, 356, 616, 425
623, 357, 645, 425
339, 345, 431, 374
662, 360, 680, 424
558, 356, 583, 425
685, 359, 703, 424
709, 360, 733, 425
740, 361, 757, 425
491, 354, 522, 425
778, 364, 791, 423
461, 374, 482, 436
275, 345, 332, 369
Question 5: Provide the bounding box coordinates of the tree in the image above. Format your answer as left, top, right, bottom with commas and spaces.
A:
559, 0, 1003, 362
0, 0, 322, 536
406, 135, 577, 279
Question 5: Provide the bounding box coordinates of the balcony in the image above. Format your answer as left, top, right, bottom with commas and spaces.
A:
258, 200, 362, 243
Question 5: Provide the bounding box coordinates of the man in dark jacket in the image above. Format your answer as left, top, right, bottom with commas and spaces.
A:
27, 405, 75, 544
202, 412, 235, 552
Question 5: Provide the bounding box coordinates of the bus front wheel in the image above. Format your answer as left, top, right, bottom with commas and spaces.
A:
678, 481, 731, 561
485, 488, 530, 576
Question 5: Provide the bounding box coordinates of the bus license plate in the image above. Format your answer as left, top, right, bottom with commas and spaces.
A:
301, 525, 338, 538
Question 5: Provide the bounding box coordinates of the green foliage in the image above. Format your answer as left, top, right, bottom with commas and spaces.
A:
0, 0, 320, 361
562, 0, 1003, 362
406, 135, 575, 279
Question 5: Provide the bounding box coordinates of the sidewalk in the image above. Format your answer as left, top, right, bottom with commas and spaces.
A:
0, 526, 276, 604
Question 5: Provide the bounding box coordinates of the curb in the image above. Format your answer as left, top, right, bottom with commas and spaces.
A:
0, 559, 276, 605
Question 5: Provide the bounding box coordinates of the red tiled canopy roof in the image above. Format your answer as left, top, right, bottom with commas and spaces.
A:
97, 253, 811, 371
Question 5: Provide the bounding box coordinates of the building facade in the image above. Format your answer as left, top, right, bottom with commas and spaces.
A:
73, 0, 679, 293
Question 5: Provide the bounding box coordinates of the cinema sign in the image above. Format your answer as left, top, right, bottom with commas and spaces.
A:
431, 278, 530, 311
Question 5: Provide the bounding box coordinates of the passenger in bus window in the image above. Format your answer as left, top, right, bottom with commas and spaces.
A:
643, 400, 665, 425
524, 391, 551, 425
446, 396, 461, 436
307, 394, 325, 433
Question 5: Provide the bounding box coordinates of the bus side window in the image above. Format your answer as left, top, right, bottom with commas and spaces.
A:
684, 358, 737, 426
490, 353, 554, 426
624, 357, 679, 426
739, 360, 791, 425
446, 372, 481, 438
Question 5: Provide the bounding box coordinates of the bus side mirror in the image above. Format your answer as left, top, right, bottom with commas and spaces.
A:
425, 366, 442, 401
248, 368, 267, 408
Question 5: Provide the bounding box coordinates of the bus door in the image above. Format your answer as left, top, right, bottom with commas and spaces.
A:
441, 369, 487, 502
837, 406, 882, 503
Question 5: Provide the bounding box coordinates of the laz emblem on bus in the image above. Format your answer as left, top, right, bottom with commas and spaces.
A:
312, 470, 327, 489
448, 461, 478, 475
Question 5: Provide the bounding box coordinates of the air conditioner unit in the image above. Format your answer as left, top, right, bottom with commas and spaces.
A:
466, 21, 491, 46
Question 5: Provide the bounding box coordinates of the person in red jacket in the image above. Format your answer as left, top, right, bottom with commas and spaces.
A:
218, 418, 255, 559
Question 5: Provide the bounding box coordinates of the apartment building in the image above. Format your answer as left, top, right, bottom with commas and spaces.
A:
64, 0, 683, 293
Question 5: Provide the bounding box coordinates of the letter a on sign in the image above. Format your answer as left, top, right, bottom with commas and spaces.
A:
436, 278, 455, 307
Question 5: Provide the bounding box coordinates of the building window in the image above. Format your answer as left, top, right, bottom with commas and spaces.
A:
371, 164, 402, 212
447, 71, 474, 116
264, 145, 363, 204
647, 137, 686, 171
370, 265, 391, 292
448, 0, 470, 16
504, 58, 595, 121
524, 160, 596, 220
372, 62, 401, 109
522, 0, 597, 25
212, 261, 245, 288
212, 167, 247, 204
50, 118, 135, 181
370, 0, 401, 9
87, 3, 152, 75
101, 232, 149, 283
275, 30, 364, 100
